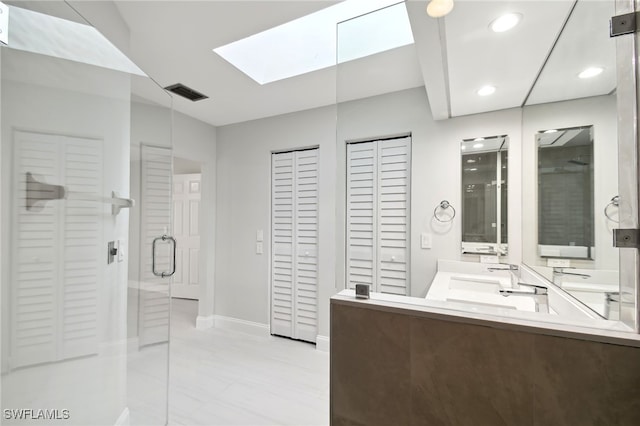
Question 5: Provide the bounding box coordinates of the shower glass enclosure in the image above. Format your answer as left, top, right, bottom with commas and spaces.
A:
1, 2, 173, 424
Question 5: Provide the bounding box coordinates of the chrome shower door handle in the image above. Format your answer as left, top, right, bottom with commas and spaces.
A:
152, 234, 177, 278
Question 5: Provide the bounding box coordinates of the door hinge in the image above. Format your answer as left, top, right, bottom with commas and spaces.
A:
613, 229, 640, 248
611, 12, 639, 37
0, 2, 8, 46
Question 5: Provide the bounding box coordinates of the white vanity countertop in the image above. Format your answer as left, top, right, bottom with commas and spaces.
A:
426, 270, 537, 312
331, 289, 640, 348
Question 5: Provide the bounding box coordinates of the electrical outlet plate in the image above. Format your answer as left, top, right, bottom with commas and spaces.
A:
256, 230, 264, 242
480, 255, 500, 264
256, 242, 263, 254
547, 258, 570, 268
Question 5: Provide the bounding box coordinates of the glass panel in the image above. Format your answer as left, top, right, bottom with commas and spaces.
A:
0, 2, 172, 424
337, 0, 636, 331
336, 2, 416, 295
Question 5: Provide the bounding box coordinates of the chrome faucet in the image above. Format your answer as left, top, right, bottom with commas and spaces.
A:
488, 263, 519, 286
487, 264, 519, 272
500, 283, 549, 313
552, 267, 591, 279
552, 267, 591, 286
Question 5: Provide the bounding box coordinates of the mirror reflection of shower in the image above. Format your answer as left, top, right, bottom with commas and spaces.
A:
537, 126, 594, 259
460, 135, 508, 255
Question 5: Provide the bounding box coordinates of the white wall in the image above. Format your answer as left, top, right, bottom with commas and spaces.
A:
130, 102, 217, 320
215, 86, 525, 339
216, 105, 336, 337
335, 88, 524, 299
215, 87, 617, 340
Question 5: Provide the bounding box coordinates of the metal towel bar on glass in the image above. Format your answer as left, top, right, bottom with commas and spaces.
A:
25, 172, 134, 215
434, 200, 456, 222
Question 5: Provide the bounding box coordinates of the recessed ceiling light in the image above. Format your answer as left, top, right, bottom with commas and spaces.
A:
474, 137, 485, 142
473, 143, 484, 149
469, 168, 478, 171
490, 13, 522, 33
426, 0, 454, 18
544, 129, 558, 134
477, 85, 496, 96
578, 67, 604, 79
467, 159, 476, 163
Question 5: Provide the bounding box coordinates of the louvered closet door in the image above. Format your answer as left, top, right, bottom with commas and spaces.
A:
293, 149, 319, 342
271, 148, 318, 342
346, 142, 377, 290
347, 137, 410, 295
12, 131, 102, 368
271, 152, 295, 338
377, 137, 410, 295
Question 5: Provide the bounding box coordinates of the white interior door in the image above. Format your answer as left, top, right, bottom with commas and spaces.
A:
271, 148, 318, 343
172, 173, 201, 300
347, 137, 411, 295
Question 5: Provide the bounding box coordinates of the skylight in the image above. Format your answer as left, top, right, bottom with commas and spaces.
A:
8, 5, 145, 76
213, 0, 414, 85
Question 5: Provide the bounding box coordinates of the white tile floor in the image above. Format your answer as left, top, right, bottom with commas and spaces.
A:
167, 299, 329, 426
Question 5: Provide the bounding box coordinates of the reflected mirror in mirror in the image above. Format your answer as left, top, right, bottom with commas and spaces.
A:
461, 135, 508, 255
537, 126, 594, 259
520, 0, 620, 321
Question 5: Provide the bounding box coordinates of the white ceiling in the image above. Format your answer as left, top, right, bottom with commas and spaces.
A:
108, 0, 615, 127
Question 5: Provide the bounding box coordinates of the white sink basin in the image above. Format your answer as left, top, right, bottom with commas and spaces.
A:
427, 273, 536, 312
449, 275, 503, 293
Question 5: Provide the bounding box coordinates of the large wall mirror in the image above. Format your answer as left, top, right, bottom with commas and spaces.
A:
537, 126, 594, 259
522, 0, 619, 320
461, 135, 508, 255
334, 0, 626, 323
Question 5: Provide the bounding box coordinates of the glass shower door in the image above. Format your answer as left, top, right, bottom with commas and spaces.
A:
0, 2, 173, 424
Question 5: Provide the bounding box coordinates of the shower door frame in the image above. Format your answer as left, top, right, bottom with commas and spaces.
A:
616, 0, 640, 331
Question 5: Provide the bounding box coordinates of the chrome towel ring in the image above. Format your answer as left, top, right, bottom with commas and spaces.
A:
604, 195, 619, 223
434, 200, 456, 222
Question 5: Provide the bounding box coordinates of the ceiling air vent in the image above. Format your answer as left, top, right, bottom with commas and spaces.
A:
164, 83, 208, 102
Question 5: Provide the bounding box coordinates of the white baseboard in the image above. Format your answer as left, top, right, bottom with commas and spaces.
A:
214, 315, 269, 337
316, 335, 329, 352
196, 315, 214, 330
114, 407, 130, 426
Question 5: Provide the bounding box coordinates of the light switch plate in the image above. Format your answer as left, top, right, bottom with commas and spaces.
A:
256, 242, 263, 254
420, 233, 432, 249
480, 255, 500, 264
256, 230, 264, 242
547, 258, 570, 268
